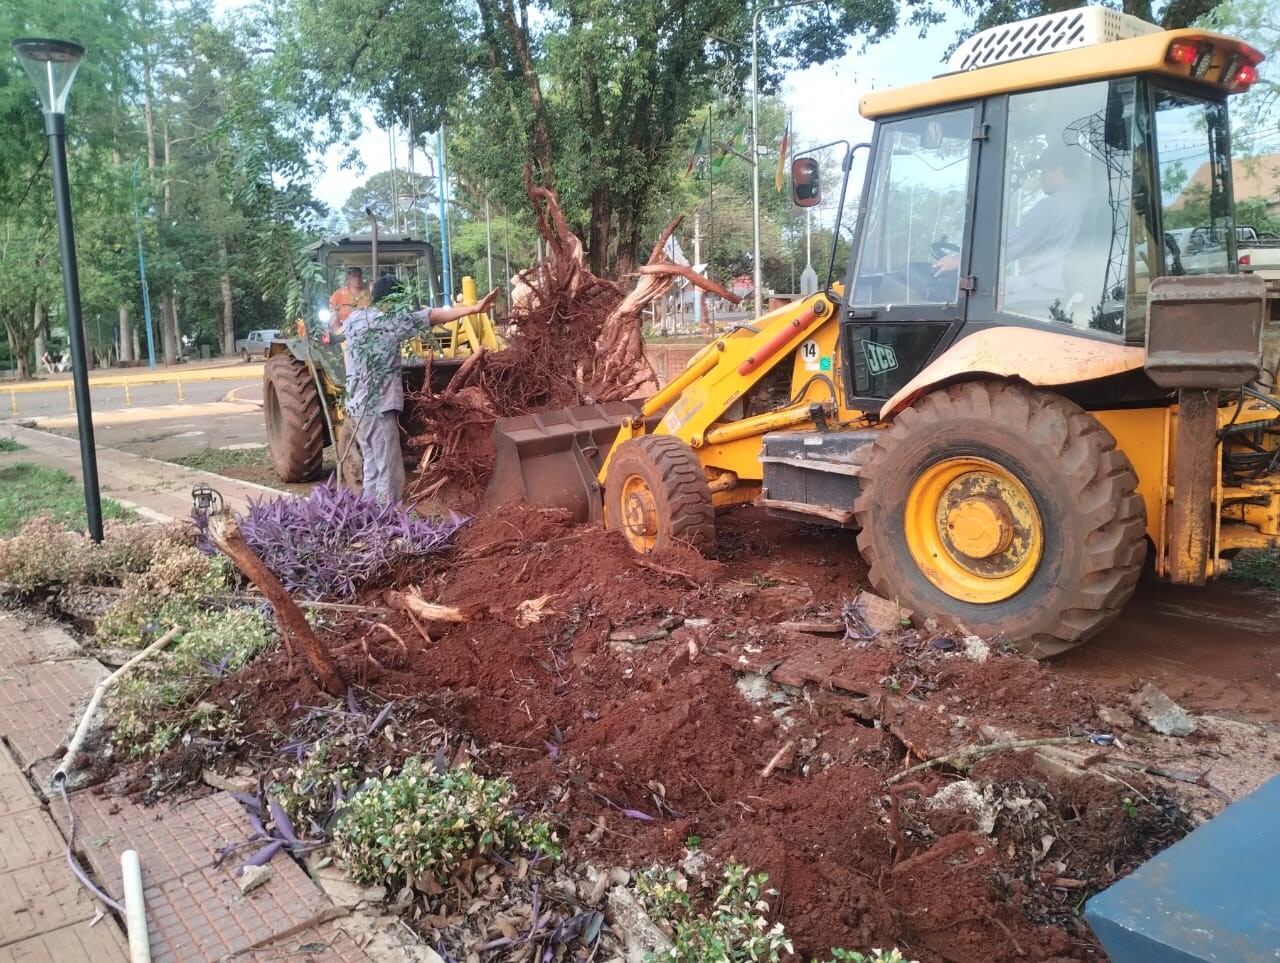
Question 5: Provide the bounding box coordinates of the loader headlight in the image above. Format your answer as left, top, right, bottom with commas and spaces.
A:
317, 308, 333, 323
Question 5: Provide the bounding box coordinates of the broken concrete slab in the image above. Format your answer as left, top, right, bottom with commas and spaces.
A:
238, 864, 274, 894
607, 887, 673, 963
312, 863, 387, 909
1132, 684, 1197, 737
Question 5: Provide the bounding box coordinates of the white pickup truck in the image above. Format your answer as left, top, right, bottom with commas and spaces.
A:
1237, 225, 1280, 321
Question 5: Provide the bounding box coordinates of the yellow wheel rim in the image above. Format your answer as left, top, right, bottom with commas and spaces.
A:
904, 457, 1043, 604
619, 474, 659, 552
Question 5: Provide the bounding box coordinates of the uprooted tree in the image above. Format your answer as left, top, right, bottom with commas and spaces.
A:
400, 181, 739, 494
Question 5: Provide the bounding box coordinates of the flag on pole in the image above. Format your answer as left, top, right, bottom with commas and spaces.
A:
711, 123, 746, 175
685, 118, 708, 176
774, 119, 790, 192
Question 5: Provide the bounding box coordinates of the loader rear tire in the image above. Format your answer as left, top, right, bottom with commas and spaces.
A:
264, 355, 325, 483
605, 435, 715, 554
853, 381, 1146, 657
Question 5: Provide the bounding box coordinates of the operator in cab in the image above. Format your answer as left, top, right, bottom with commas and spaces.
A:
934, 143, 1092, 320
329, 267, 370, 334
344, 276, 499, 503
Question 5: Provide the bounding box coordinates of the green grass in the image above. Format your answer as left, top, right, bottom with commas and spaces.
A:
0, 437, 24, 453
0, 464, 132, 537
1230, 549, 1280, 591
171, 446, 270, 473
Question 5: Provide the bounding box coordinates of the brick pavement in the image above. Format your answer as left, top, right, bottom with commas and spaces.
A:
0, 613, 374, 961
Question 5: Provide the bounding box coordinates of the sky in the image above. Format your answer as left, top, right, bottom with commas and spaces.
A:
210, 0, 964, 221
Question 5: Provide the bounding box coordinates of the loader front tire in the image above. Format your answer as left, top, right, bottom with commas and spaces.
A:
853, 381, 1146, 657
605, 436, 715, 554
264, 355, 325, 483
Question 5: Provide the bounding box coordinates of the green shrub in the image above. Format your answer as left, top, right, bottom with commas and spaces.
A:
108, 606, 273, 757
826, 951, 917, 963
636, 864, 793, 963
332, 759, 559, 888
0, 516, 192, 593
1230, 549, 1280, 590
98, 543, 231, 645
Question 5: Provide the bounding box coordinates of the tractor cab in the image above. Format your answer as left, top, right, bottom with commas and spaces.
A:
807, 9, 1261, 407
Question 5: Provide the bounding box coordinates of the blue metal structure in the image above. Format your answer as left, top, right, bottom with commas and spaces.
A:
129, 162, 157, 369
1086, 773, 1280, 962
435, 126, 453, 306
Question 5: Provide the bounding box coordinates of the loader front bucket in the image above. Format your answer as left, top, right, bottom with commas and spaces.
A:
483, 399, 646, 523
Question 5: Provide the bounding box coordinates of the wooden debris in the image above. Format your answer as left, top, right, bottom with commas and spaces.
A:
209, 512, 346, 696
760, 740, 797, 780
886, 736, 1092, 785
384, 587, 467, 624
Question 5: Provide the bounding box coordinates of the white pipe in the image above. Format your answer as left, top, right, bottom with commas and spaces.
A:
53, 625, 182, 785
121, 849, 151, 963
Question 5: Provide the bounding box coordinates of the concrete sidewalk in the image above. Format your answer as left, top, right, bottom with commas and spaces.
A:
0, 614, 371, 961
0, 424, 288, 521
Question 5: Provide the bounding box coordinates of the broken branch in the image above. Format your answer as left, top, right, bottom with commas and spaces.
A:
209, 512, 346, 697
384, 588, 467, 624
886, 736, 1091, 785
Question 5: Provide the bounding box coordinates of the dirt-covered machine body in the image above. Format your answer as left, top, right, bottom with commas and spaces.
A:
487, 9, 1277, 654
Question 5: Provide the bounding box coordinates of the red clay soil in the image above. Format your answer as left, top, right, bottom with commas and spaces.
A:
214, 506, 1194, 962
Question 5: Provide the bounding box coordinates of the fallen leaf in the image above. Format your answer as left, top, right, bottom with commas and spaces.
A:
517, 593, 560, 627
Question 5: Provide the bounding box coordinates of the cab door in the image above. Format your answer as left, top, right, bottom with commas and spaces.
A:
842, 103, 985, 407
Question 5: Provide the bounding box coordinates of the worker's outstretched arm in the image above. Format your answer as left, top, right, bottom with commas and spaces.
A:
415, 288, 500, 326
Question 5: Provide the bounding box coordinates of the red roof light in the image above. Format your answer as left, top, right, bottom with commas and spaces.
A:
1167, 41, 1199, 65
1235, 63, 1259, 89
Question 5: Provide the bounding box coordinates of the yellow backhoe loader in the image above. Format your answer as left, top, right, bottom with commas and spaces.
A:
485, 7, 1273, 656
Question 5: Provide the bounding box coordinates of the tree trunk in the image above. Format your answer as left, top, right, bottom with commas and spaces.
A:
219, 239, 235, 357
161, 293, 178, 364
588, 186, 612, 277
132, 321, 142, 364
119, 304, 134, 363
615, 206, 638, 277
498, 1, 556, 186
2, 318, 33, 380
33, 303, 46, 372
208, 512, 346, 697
82, 316, 96, 370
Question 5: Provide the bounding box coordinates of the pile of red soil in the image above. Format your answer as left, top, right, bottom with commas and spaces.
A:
216, 506, 1185, 962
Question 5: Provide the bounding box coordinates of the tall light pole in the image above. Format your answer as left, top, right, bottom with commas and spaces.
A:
12, 37, 103, 542
751, 0, 819, 318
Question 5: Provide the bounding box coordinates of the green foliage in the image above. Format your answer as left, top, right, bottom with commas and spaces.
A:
1229, 549, 1280, 590
332, 759, 560, 888
825, 951, 916, 963
0, 516, 192, 592
272, 740, 361, 831
97, 543, 232, 645
636, 864, 793, 963
0, 437, 24, 452
108, 606, 273, 757
0, 465, 133, 537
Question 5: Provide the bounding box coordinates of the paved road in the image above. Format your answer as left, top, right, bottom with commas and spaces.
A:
1, 377, 261, 420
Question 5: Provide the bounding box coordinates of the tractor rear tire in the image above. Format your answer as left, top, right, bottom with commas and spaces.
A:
605, 435, 715, 554
264, 355, 325, 483
853, 381, 1146, 657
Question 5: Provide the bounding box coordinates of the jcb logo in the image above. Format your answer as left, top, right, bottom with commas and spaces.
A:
863, 341, 898, 376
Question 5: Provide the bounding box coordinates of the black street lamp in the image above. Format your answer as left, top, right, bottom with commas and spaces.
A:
12, 37, 103, 542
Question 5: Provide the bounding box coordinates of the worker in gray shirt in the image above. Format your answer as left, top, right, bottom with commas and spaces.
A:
343, 275, 499, 503
934, 144, 1092, 321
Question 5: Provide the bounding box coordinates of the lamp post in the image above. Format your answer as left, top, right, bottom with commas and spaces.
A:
751, 0, 819, 318
12, 37, 103, 542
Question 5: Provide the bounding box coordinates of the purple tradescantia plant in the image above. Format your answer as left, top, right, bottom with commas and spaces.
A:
199, 484, 466, 599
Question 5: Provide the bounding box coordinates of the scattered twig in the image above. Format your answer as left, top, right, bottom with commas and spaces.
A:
373, 622, 409, 655
630, 557, 703, 589
760, 741, 796, 780
886, 736, 1091, 785
991, 916, 1025, 957
1101, 759, 1233, 804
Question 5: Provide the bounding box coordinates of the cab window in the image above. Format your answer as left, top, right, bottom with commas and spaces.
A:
999, 79, 1136, 336
851, 108, 975, 307
1154, 89, 1234, 277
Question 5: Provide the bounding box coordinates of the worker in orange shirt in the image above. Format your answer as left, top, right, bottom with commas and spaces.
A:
328, 268, 370, 335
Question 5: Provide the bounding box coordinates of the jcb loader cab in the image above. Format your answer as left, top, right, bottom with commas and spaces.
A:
486, 7, 1271, 656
